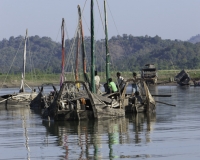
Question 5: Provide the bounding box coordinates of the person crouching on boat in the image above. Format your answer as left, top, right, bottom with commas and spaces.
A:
108, 78, 118, 93
135, 91, 143, 104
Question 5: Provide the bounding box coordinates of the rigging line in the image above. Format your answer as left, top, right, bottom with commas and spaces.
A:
80, 1, 104, 73
64, 20, 70, 40
82, 0, 88, 13
64, 3, 90, 76
64, 21, 73, 65
64, 23, 79, 73
110, 54, 118, 72
29, 51, 36, 81
80, 0, 90, 34
82, 15, 90, 34
94, 12, 105, 47
0, 37, 23, 90
70, 60, 76, 81
27, 37, 33, 81
82, 0, 104, 52
87, 29, 104, 72
96, 0, 105, 32
79, 26, 89, 74
43, 27, 61, 79
98, 1, 118, 74
65, 40, 76, 74
100, 43, 102, 78
65, 2, 89, 74
24, 82, 32, 90
106, 0, 119, 35
64, 37, 75, 72
95, 40, 106, 63
32, 51, 38, 80
27, 37, 35, 83
82, 37, 90, 73
93, 1, 105, 50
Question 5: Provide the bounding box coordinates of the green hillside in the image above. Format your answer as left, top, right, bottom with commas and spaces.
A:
0, 34, 200, 75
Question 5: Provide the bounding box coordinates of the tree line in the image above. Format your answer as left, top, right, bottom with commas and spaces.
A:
0, 34, 199, 74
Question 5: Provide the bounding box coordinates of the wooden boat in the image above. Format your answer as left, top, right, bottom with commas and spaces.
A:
42, 1, 126, 121
30, 83, 58, 109
141, 64, 157, 85
42, 81, 125, 120
174, 69, 190, 86
30, 18, 66, 110
122, 79, 156, 113
0, 29, 37, 105
190, 79, 200, 87
0, 102, 30, 110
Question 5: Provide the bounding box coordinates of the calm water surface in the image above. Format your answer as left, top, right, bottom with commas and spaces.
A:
0, 85, 200, 160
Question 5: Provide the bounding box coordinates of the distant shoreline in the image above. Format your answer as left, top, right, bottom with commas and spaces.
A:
0, 80, 181, 89
0, 69, 198, 89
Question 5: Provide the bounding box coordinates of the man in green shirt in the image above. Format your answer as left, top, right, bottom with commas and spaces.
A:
108, 78, 118, 93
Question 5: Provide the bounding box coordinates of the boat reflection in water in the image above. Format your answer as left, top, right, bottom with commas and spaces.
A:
127, 112, 156, 144
42, 112, 156, 159
42, 118, 128, 159
0, 107, 32, 160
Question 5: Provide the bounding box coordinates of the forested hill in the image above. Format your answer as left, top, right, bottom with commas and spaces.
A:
0, 34, 200, 74
188, 34, 200, 44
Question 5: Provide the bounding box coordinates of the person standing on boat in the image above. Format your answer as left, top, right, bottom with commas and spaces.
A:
94, 70, 100, 94
108, 78, 118, 93
116, 72, 125, 93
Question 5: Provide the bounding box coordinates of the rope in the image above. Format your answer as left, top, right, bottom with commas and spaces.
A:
107, 1, 120, 35
96, 0, 105, 32
82, 0, 90, 33
45, 27, 61, 71
64, 24, 79, 73
27, 37, 37, 82
0, 38, 23, 90
64, 1, 93, 80
24, 82, 33, 91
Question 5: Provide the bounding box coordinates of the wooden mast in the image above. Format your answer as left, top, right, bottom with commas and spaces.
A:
78, 5, 90, 85
60, 18, 65, 88
75, 20, 80, 82
104, 0, 110, 82
19, 29, 28, 93
91, 0, 95, 93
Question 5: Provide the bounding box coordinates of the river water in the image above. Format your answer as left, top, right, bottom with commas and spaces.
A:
0, 85, 200, 160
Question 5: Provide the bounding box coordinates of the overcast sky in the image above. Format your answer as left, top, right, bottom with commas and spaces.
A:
0, 0, 200, 41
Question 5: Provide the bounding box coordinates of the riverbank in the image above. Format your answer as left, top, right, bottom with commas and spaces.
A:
0, 79, 183, 88
0, 69, 198, 88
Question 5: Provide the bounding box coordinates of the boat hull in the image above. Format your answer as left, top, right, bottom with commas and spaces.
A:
175, 70, 191, 86
0, 103, 30, 110
93, 105, 125, 119
42, 81, 125, 121
125, 103, 156, 113
0, 92, 37, 106
53, 110, 94, 121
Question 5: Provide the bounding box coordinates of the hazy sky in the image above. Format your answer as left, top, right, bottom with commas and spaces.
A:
1, 0, 200, 41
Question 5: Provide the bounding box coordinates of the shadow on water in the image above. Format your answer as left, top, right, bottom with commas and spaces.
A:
42, 112, 156, 159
